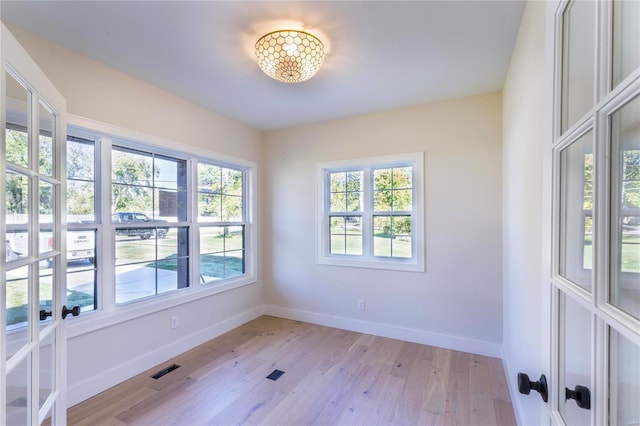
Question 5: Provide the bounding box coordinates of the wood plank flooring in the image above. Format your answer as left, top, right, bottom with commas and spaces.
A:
67, 316, 516, 426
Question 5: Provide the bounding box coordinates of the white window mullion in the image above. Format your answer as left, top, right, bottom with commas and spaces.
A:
363, 168, 372, 257
190, 159, 200, 289
28, 89, 40, 426
100, 136, 116, 314
321, 168, 331, 258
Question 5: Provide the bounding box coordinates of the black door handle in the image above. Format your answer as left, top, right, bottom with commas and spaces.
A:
62, 305, 80, 319
39, 309, 53, 321
566, 385, 590, 410
517, 373, 548, 402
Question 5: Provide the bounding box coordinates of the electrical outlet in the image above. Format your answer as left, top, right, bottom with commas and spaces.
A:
357, 299, 366, 310
170, 315, 178, 329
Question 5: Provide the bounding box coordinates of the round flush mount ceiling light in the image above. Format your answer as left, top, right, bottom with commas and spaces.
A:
255, 30, 326, 84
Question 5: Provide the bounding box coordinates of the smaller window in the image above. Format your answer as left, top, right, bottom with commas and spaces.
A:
317, 153, 424, 272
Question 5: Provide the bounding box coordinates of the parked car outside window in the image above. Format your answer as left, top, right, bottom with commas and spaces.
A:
111, 212, 169, 239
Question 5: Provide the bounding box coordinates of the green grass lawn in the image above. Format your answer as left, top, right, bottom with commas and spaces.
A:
155, 254, 244, 280
330, 231, 411, 258
127, 229, 244, 279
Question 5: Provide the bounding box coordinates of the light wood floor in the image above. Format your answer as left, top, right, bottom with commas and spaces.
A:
68, 316, 516, 426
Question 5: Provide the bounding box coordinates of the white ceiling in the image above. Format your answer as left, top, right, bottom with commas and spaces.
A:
1, 1, 525, 131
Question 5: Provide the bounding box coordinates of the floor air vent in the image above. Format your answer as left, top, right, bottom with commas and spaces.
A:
266, 369, 285, 381
151, 364, 180, 379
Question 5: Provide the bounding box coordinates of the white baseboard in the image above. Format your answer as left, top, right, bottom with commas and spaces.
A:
263, 305, 502, 358
66, 305, 264, 408
501, 354, 524, 426
67, 304, 504, 409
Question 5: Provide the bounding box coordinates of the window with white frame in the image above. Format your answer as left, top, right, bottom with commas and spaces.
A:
197, 162, 246, 283
66, 135, 99, 313
317, 152, 424, 272
59, 119, 256, 316
111, 145, 190, 304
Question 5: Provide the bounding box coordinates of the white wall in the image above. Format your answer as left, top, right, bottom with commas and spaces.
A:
501, 2, 548, 425
6, 25, 265, 406
263, 93, 504, 356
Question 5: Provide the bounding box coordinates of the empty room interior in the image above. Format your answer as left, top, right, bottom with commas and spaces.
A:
1, 1, 639, 425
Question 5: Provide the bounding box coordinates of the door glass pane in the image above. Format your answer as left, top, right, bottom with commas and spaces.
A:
559, 293, 592, 425
609, 328, 640, 425
39, 180, 54, 254
609, 95, 640, 319
561, 0, 596, 133
612, 0, 640, 88
5, 357, 30, 426
39, 101, 54, 176
39, 331, 55, 409
5, 73, 29, 168
5, 266, 30, 359
6, 172, 30, 260
39, 261, 54, 331
559, 130, 594, 291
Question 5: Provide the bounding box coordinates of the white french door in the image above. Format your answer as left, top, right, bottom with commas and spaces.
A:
550, 1, 639, 425
1, 24, 68, 425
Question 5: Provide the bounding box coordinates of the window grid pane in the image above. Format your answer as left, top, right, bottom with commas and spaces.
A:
68, 137, 96, 223
330, 171, 363, 213
197, 162, 247, 284
115, 226, 189, 304
67, 137, 98, 312
112, 145, 189, 304
199, 225, 245, 282
198, 163, 244, 223
373, 215, 412, 258
329, 216, 362, 255
373, 167, 413, 212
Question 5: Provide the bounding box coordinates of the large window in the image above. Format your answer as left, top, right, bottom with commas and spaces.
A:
62, 118, 256, 317
317, 153, 424, 271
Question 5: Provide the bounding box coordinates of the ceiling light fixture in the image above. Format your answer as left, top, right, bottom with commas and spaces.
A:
255, 30, 325, 84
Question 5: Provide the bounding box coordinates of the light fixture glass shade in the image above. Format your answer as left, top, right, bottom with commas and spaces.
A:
255, 30, 325, 83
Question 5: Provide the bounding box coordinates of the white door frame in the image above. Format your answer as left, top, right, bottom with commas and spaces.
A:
1, 23, 68, 425
547, 1, 640, 425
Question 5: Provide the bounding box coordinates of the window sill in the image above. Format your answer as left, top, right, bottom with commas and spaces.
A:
66, 275, 257, 339
317, 255, 425, 272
